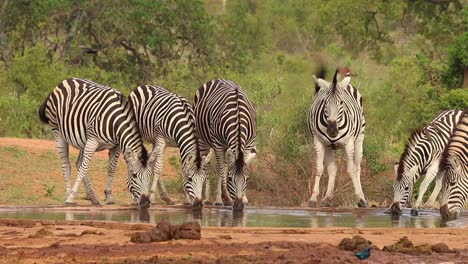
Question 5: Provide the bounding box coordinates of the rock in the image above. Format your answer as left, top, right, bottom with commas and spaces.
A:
338, 235, 371, 251
28, 228, 53, 238
130, 220, 201, 243
130, 232, 152, 243
431, 243, 452, 253
179, 222, 201, 240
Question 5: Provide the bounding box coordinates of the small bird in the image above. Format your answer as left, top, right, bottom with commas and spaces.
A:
355, 247, 371, 260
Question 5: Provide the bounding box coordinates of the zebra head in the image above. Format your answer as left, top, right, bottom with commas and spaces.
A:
226, 148, 256, 212
390, 163, 418, 215
124, 148, 157, 210
182, 151, 212, 211
321, 68, 352, 138
440, 155, 467, 221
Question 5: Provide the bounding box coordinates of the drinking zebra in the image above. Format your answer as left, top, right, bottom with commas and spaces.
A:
128, 85, 211, 210
389, 110, 463, 216
38, 78, 155, 208
307, 67, 367, 208
440, 111, 467, 221
194, 79, 256, 212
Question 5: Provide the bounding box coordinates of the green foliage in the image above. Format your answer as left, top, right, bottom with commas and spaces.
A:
43, 183, 55, 197
443, 33, 468, 89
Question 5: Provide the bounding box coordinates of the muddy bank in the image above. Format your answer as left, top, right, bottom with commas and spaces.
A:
0, 219, 467, 263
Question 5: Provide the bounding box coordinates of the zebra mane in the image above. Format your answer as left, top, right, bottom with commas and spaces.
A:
397, 128, 427, 181
330, 68, 339, 94
121, 94, 149, 166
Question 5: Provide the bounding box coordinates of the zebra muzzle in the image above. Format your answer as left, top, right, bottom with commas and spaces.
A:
138, 194, 151, 210
326, 121, 338, 138
233, 198, 244, 212
192, 197, 203, 211
389, 201, 402, 216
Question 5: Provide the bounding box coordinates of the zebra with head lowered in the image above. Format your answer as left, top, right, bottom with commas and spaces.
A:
389, 110, 463, 216
440, 111, 467, 221
307, 66, 367, 208
38, 78, 155, 208
128, 85, 211, 210
194, 79, 256, 212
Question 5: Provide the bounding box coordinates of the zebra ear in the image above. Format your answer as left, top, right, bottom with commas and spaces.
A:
313, 75, 331, 91
225, 149, 235, 165
340, 76, 351, 89
244, 152, 256, 165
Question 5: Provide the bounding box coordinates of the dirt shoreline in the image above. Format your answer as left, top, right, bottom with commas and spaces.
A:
0, 218, 467, 264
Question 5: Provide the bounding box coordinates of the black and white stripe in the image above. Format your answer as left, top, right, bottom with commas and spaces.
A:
38, 78, 155, 208
194, 79, 256, 212
307, 67, 367, 208
129, 85, 210, 209
390, 109, 463, 215
440, 111, 467, 221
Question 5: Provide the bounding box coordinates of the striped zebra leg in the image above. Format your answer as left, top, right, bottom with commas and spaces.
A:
321, 148, 336, 207
52, 130, 72, 198
157, 173, 174, 205
412, 160, 440, 215
214, 149, 233, 206
75, 150, 99, 205
65, 138, 99, 205
149, 139, 165, 204
354, 134, 367, 208
344, 140, 367, 208
202, 149, 212, 205
424, 171, 443, 208
104, 147, 120, 205
308, 136, 325, 207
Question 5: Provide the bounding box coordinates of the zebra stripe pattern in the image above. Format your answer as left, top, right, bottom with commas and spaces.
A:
194, 79, 256, 212
129, 85, 210, 210
390, 109, 463, 215
440, 111, 468, 221
38, 78, 155, 208
307, 67, 367, 208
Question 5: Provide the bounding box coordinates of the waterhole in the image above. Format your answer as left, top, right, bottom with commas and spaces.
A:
0, 206, 465, 228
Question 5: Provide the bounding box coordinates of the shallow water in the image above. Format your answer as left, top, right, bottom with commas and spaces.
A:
0, 206, 466, 228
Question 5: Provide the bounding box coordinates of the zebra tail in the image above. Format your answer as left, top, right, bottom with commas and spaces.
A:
38, 94, 50, 124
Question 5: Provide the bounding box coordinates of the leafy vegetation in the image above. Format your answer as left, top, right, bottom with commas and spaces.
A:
0, 0, 467, 206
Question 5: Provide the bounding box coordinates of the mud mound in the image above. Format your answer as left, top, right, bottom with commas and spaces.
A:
338, 235, 372, 251
28, 228, 53, 238
130, 219, 201, 243
383, 236, 455, 255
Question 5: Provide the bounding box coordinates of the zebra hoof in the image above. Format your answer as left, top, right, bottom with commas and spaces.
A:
223, 200, 233, 207
411, 208, 419, 216
106, 200, 115, 205
163, 198, 175, 205
321, 199, 333, 207
65, 202, 76, 206
357, 199, 368, 208
203, 201, 213, 206
308, 201, 317, 207
214, 202, 224, 206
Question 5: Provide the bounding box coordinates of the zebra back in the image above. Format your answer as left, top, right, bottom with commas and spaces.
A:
129, 85, 201, 167
194, 79, 256, 163
396, 109, 464, 182
40, 77, 148, 165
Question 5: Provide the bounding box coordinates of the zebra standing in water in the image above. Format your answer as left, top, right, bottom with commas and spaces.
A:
194, 79, 256, 212
440, 111, 467, 221
38, 78, 155, 208
389, 110, 463, 216
129, 85, 211, 210
307, 67, 367, 208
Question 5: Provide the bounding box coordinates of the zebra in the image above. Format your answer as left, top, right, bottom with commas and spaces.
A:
307, 66, 367, 208
389, 109, 464, 216
128, 85, 211, 210
194, 79, 256, 212
38, 78, 155, 209
440, 111, 467, 221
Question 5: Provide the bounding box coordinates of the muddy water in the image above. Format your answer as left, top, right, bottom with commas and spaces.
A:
0, 206, 466, 228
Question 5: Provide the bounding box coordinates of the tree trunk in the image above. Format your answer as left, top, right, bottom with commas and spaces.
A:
463, 68, 468, 88
0, 0, 11, 67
